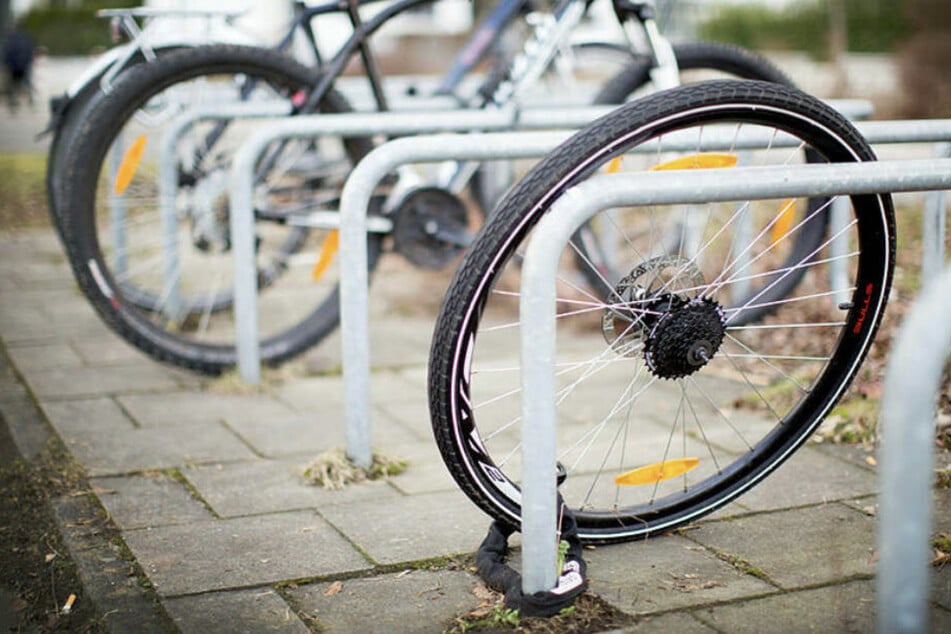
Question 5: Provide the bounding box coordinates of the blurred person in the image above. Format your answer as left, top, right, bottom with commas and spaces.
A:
3, 21, 35, 112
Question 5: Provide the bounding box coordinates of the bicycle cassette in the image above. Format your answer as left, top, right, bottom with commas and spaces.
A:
391, 187, 472, 269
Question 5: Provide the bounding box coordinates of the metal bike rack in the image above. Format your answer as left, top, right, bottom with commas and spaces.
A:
879, 263, 951, 634
227, 104, 626, 382
227, 115, 949, 464
520, 158, 951, 603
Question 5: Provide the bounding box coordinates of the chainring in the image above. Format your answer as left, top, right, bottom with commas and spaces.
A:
392, 187, 470, 269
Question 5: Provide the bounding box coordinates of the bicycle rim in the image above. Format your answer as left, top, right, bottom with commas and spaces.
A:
429, 81, 894, 543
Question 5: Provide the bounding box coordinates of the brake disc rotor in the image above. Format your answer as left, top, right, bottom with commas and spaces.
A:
601, 255, 705, 357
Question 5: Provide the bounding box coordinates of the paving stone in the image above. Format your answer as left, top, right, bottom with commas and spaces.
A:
812, 441, 880, 471
375, 399, 437, 442
275, 370, 425, 415
0, 375, 28, 401
164, 588, 310, 634
687, 503, 876, 589
837, 487, 950, 611
11, 260, 74, 285
273, 375, 346, 413
731, 446, 877, 512
584, 534, 776, 616
606, 611, 716, 633
381, 440, 459, 496
286, 569, 481, 634
0, 397, 52, 461
298, 317, 436, 371
59, 423, 256, 476
40, 397, 137, 436
5, 342, 84, 371
0, 304, 58, 342
90, 473, 215, 529
318, 490, 490, 565
693, 578, 951, 633
51, 495, 177, 633
226, 413, 417, 458
71, 336, 159, 366
39, 300, 110, 338
118, 391, 298, 427
183, 458, 400, 517
23, 363, 183, 398
123, 511, 371, 596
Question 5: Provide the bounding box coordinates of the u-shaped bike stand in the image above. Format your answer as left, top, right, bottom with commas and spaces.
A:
221, 107, 951, 623
520, 158, 951, 629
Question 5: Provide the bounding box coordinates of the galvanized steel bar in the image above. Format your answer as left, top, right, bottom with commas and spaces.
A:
157, 101, 293, 352
336, 131, 572, 468
226, 105, 623, 386
521, 158, 951, 594
878, 264, 951, 634
922, 143, 950, 284
226, 113, 951, 383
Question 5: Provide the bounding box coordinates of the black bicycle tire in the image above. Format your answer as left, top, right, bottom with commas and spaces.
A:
45, 46, 188, 242
590, 41, 827, 325
429, 80, 895, 543
58, 45, 380, 375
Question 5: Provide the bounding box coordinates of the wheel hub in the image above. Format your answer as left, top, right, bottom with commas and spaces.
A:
601, 256, 725, 378
644, 297, 726, 380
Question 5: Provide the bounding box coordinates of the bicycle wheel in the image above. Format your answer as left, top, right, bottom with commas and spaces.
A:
586, 41, 827, 325
429, 80, 894, 543
58, 45, 378, 374
46, 46, 189, 243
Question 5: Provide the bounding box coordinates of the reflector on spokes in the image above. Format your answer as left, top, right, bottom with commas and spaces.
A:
614, 457, 700, 486
113, 134, 147, 195
771, 198, 797, 246
649, 153, 738, 171
312, 230, 339, 281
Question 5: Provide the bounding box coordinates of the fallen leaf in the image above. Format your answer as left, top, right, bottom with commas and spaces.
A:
323, 581, 343, 596
44, 553, 56, 563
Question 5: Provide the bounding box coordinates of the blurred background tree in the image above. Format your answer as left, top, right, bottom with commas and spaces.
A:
699, 0, 908, 58
19, 0, 137, 56
897, 0, 951, 117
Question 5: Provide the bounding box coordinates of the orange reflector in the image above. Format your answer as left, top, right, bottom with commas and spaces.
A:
649, 153, 738, 172
311, 230, 339, 281
614, 457, 700, 486
770, 199, 797, 246
113, 135, 148, 195
605, 156, 623, 173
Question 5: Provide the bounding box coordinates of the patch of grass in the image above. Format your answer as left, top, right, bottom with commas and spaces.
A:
814, 399, 879, 446
448, 592, 631, 634
0, 154, 51, 231
933, 533, 951, 567
300, 448, 407, 490
936, 468, 951, 490
714, 551, 772, 584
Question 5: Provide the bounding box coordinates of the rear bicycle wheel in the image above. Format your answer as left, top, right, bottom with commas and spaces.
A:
429, 80, 894, 543
58, 45, 379, 374
583, 42, 827, 325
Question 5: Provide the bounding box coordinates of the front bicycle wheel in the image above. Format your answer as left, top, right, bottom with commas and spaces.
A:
429, 81, 894, 543
58, 45, 378, 374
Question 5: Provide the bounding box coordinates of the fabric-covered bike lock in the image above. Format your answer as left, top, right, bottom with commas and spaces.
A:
474, 495, 587, 617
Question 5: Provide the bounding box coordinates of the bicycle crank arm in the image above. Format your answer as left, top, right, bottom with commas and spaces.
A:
423, 221, 474, 248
